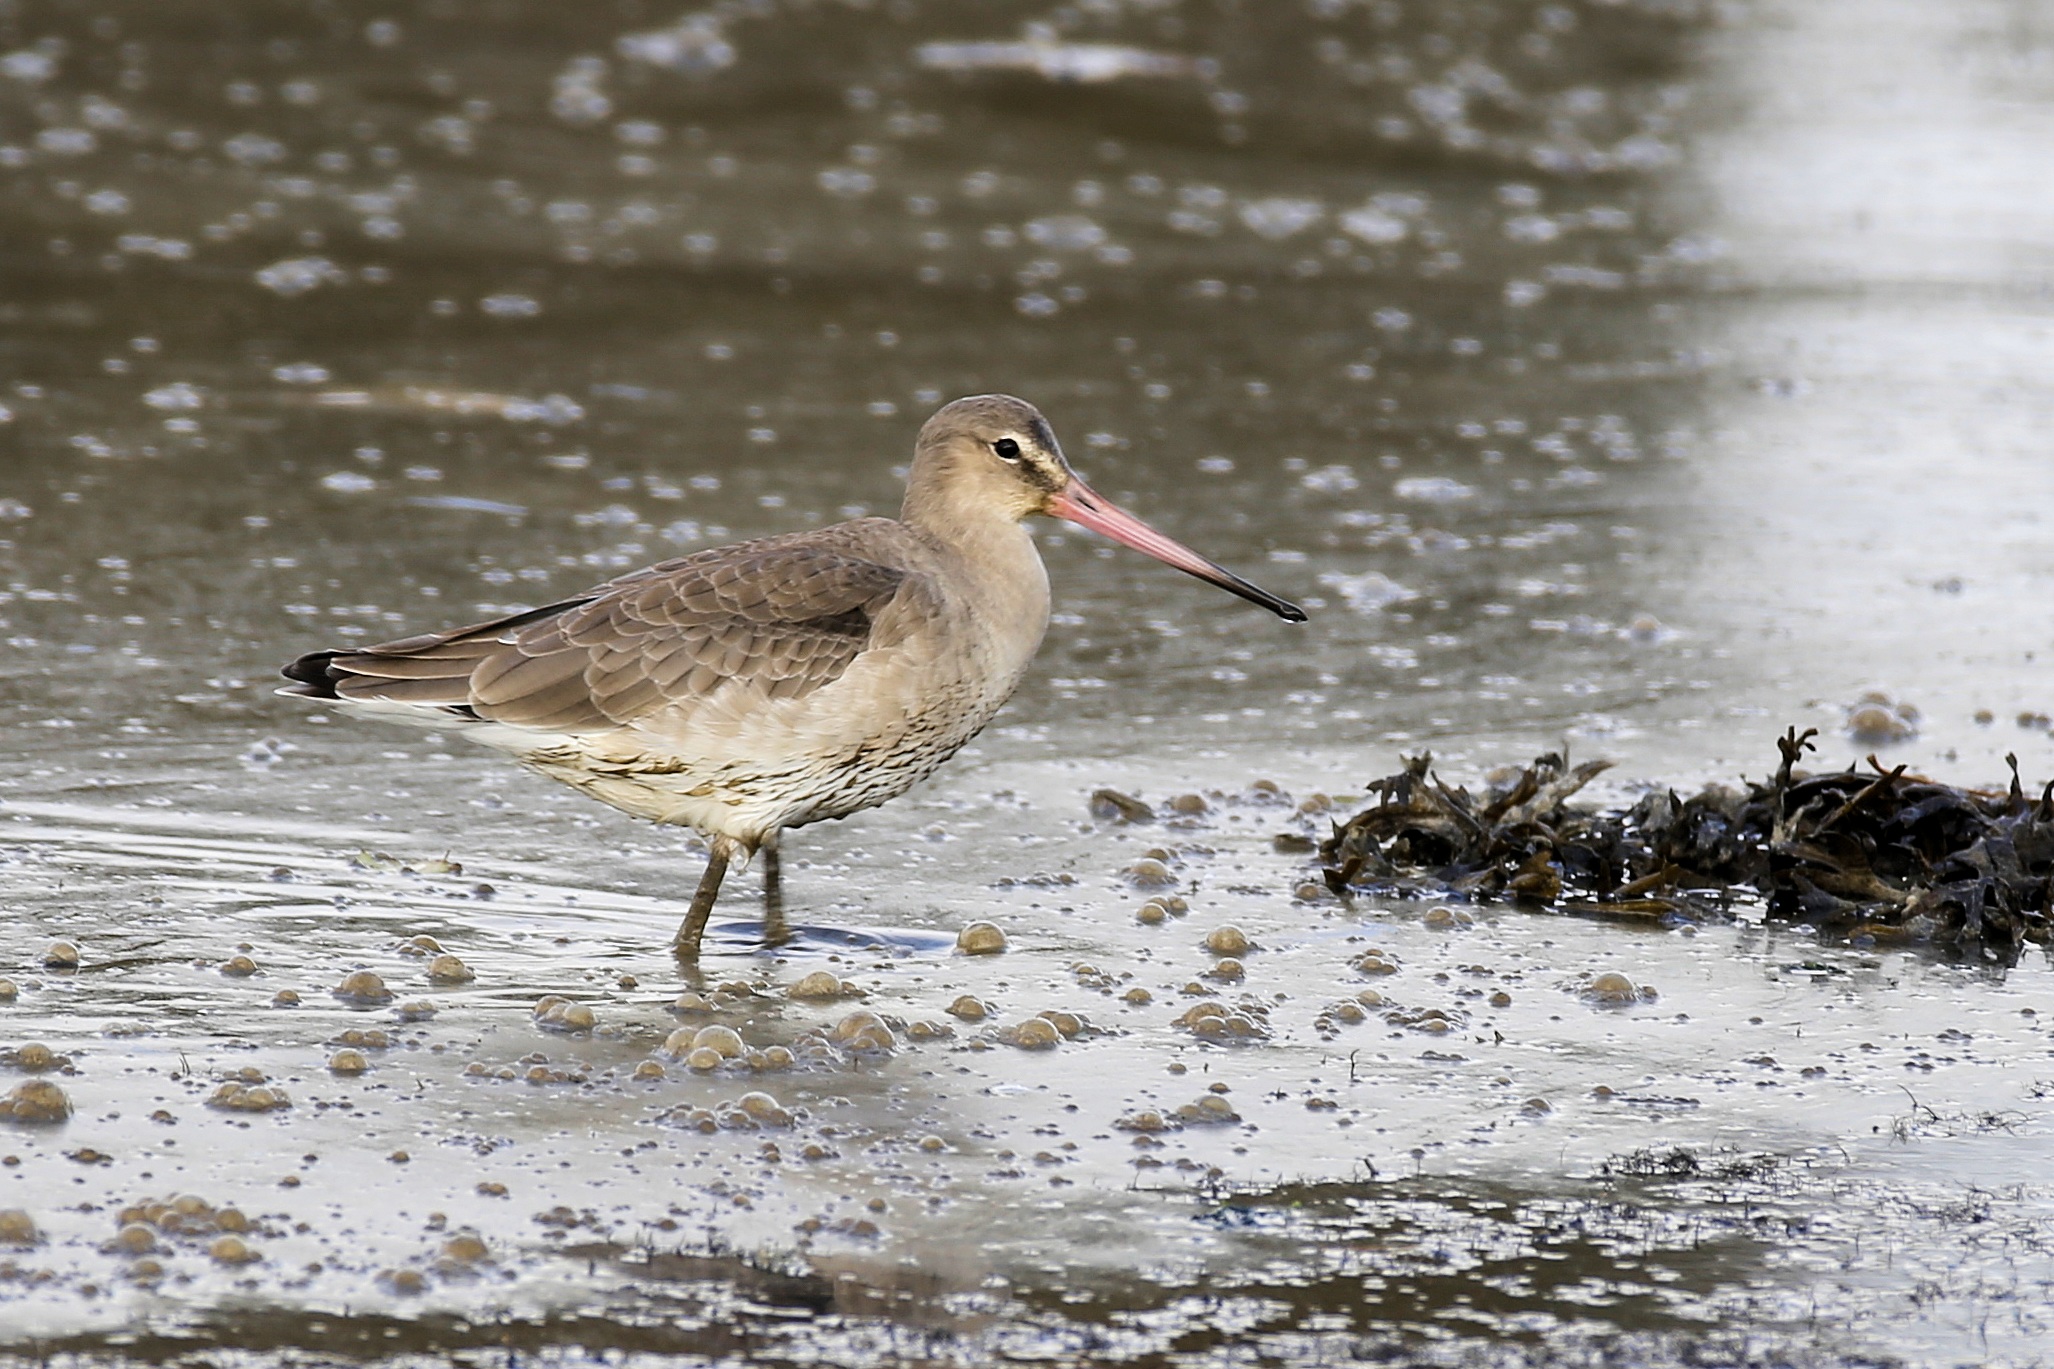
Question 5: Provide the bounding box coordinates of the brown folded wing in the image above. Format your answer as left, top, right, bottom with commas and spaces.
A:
302, 533, 913, 733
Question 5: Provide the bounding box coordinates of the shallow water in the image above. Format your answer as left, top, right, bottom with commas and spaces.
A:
3, 0, 2054, 1364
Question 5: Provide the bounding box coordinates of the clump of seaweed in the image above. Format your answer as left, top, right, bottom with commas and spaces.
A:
1318, 728, 2054, 963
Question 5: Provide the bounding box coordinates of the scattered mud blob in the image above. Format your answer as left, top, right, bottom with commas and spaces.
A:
1088, 788, 1155, 824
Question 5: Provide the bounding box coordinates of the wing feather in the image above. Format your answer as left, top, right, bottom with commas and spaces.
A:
290, 523, 919, 735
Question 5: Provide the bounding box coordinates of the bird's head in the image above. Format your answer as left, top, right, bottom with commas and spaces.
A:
905, 394, 1307, 622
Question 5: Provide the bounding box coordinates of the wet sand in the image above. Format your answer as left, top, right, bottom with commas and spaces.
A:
3, 0, 2052, 1363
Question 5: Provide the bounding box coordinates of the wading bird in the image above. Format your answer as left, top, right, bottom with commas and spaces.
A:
281, 395, 1305, 955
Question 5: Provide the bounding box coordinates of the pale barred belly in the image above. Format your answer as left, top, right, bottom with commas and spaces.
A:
510, 666, 1005, 844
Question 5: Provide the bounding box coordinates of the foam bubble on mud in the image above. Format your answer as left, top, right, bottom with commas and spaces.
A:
1203, 925, 1251, 955
208, 1081, 290, 1112
426, 953, 475, 983
1173, 1094, 1241, 1124
734, 1090, 791, 1125
1038, 1010, 1083, 1038
440, 1232, 490, 1267
107, 1223, 155, 1255
332, 1027, 392, 1050
1355, 948, 1401, 976
532, 996, 595, 1032
1, 1079, 73, 1123
787, 970, 856, 1000
659, 1088, 797, 1132
829, 1010, 896, 1053
996, 1017, 1060, 1049
1124, 858, 1177, 889
333, 970, 393, 1005
1384, 1004, 1461, 1035
1174, 1001, 1269, 1041
1, 1043, 63, 1071
690, 1025, 746, 1060
378, 1267, 426, 1294
1582, 971, 1658, 1005
956, 921, 1007, 954
210, 1234, 259, 1265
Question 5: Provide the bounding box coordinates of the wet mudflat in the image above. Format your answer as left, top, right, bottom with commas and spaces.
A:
4, 0, 2054, 1365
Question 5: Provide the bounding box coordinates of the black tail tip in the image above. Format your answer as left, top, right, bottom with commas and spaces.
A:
279, 650, 343, 699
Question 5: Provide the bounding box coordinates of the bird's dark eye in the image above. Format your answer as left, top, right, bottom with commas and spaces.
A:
993, 437, 1021, 461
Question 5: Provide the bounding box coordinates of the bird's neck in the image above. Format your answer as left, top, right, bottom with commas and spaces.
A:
902, 501, 1051, 661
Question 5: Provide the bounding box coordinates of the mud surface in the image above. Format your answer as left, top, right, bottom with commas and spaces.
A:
4, 0, 2054, 1365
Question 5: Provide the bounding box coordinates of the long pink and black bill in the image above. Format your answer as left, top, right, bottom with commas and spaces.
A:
1049, 479, 1307, 623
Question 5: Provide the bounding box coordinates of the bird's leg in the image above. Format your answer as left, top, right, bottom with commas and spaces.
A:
673, 838, 734, 959
761, 832, 790, 948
